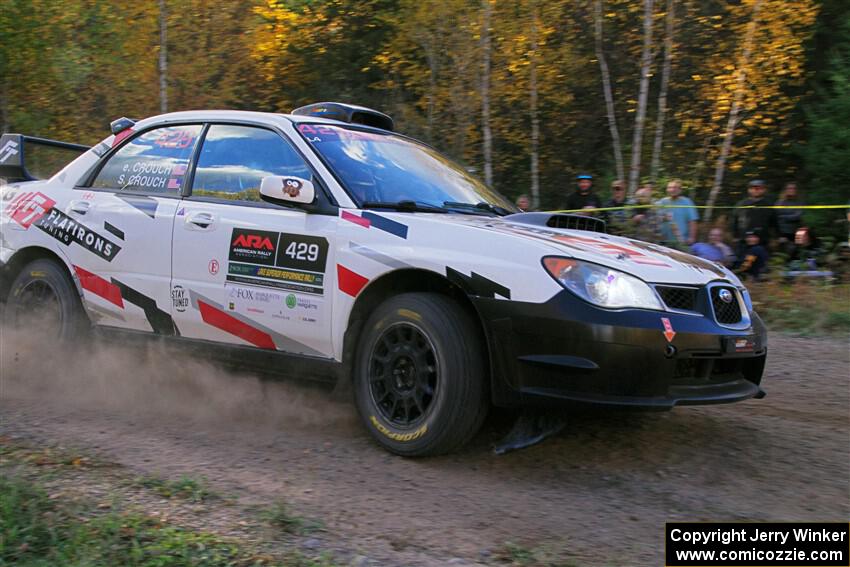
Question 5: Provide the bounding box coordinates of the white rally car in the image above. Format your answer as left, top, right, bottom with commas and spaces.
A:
0, 103, 766, 456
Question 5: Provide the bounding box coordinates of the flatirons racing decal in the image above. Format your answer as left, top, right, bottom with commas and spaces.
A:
36, 208, 121, 261
226, 228, 328, 295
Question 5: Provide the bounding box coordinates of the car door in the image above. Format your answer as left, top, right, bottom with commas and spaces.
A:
68, 124, 203, 333
171, 123, 337, 358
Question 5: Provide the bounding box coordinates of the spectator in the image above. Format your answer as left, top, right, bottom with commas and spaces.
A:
691, 227, 736, 267
787, 226, 825, 272
731, 179, 778, 254
515, 194, 531, 212
776, 182, 805, 252
734, 231, 769, 280
562, 173, 602, 215
602, 179, 628, 230
630, 185, 662, 243
656, 179, 699, 245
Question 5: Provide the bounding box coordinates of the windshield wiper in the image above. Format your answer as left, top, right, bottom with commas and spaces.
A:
360, 200, 448, 213
442, 201, 512, 216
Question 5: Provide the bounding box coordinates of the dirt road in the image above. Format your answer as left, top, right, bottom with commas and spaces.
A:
1, 333, 848, 566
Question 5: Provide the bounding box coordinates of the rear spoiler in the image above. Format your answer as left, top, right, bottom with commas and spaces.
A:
504, 211, 607, 234
0, 133, 90, 183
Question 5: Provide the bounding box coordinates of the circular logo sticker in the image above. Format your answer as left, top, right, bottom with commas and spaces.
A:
208, 259, 220, 275
286, 294, 297, 309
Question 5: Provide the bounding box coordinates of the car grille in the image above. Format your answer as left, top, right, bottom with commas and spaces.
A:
656, 286, 699, 312
710, 286, 742, 324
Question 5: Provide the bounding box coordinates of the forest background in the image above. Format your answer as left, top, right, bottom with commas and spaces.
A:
1, 0, 847, 236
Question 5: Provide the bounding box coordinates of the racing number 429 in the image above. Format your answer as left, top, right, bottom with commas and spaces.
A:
285, 241, 320, 262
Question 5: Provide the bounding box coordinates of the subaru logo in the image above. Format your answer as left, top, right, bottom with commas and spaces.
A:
718, 289, 734, 304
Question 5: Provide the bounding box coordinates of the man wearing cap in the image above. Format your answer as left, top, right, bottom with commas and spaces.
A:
602, 179, 628, 232
562, 174, 602, 215
731, 179, 778, 255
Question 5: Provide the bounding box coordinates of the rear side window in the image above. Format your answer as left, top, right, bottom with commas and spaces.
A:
92, 125, 203, 194
191, 125, 312, 202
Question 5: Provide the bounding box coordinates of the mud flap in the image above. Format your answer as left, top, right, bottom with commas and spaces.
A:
493, 411, 566, 455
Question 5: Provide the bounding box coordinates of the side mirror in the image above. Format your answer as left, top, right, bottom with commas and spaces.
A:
259, 175, 315, 206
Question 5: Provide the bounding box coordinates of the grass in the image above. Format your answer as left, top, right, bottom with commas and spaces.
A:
0, 474, 263, 567
748, 279, 850, 335
132, 474, 219, 503
491, 541, 584, 567
0, 439, 341, 567
259, 502, 324, 536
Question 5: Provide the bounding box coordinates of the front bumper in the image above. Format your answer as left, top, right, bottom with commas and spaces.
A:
474, 289, 767, 409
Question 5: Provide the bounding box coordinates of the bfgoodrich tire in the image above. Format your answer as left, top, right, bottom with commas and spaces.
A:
5, 258, 88, 341
353, 292, 488, 456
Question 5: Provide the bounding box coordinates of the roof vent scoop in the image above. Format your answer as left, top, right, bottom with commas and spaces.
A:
291, 102, 394, 132
110, 117, 136, 135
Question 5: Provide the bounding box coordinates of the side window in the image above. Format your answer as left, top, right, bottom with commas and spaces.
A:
92, 125, 202, 194
191, 125, 312, 202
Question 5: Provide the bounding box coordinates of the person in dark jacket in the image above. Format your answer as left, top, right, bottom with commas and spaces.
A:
734, 231, 769, 280
775, 182, 805, 253
731, 179, 778, 256
562, 174, 602, 215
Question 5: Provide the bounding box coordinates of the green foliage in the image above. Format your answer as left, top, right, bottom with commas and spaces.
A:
0, 0, 841, 216
259, 502, 323, 536
804, 8, 850, 239
132, 474, 218, 503
0, 475, 255, 567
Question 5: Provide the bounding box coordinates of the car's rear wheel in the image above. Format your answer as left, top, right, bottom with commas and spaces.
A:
353, 292, 488, 456
4, 258, 88, 341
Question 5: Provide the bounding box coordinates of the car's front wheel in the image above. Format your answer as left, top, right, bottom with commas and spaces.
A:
353, 292, 488, 456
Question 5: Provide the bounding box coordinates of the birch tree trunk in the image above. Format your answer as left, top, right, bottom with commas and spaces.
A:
627, 0, 655, 198
650, 0, 675, 185
426, 42, 437, 143
159, 0, 168, 114
594, 0, 625, 184
480, 0, 493, 187
705, 0, 763, 222
529, 0, 540, 210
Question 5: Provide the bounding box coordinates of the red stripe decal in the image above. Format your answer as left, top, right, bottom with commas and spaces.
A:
341, 210, 371, 228
337, 264, 369, 297
112, 129, 134, 147
73, 265, 124, 308
197, 300, 276, 349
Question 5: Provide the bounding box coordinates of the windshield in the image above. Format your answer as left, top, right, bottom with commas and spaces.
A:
296, 124, 516, 214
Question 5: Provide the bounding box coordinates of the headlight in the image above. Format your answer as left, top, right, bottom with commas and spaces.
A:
739, 287, 753, 313
543, 256, 663, 310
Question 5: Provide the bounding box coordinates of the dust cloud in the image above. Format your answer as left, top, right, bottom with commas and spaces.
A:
0, 324, 358, 433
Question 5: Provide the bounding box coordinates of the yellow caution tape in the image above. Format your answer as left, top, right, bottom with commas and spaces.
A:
546, 204, 850, 214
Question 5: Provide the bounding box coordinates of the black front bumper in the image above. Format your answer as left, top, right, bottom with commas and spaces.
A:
473, 290, 767, 409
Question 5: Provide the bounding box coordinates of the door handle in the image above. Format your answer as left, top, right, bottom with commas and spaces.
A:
68, 200, 91, 215
186, 211, 215, 229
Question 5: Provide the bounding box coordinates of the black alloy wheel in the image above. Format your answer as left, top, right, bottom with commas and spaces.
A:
353, 292, 488, 456
368, 322, 439, 427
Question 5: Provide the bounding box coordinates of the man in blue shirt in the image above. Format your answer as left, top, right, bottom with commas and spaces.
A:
656, 179, 699, 245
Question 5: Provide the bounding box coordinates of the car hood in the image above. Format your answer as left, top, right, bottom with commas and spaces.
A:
434, 214, 735, 286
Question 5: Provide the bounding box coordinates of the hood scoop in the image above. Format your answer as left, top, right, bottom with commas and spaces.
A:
503, 212, 607, 234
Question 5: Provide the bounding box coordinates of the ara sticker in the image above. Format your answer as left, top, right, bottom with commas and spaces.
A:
661, 317, 676, 342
